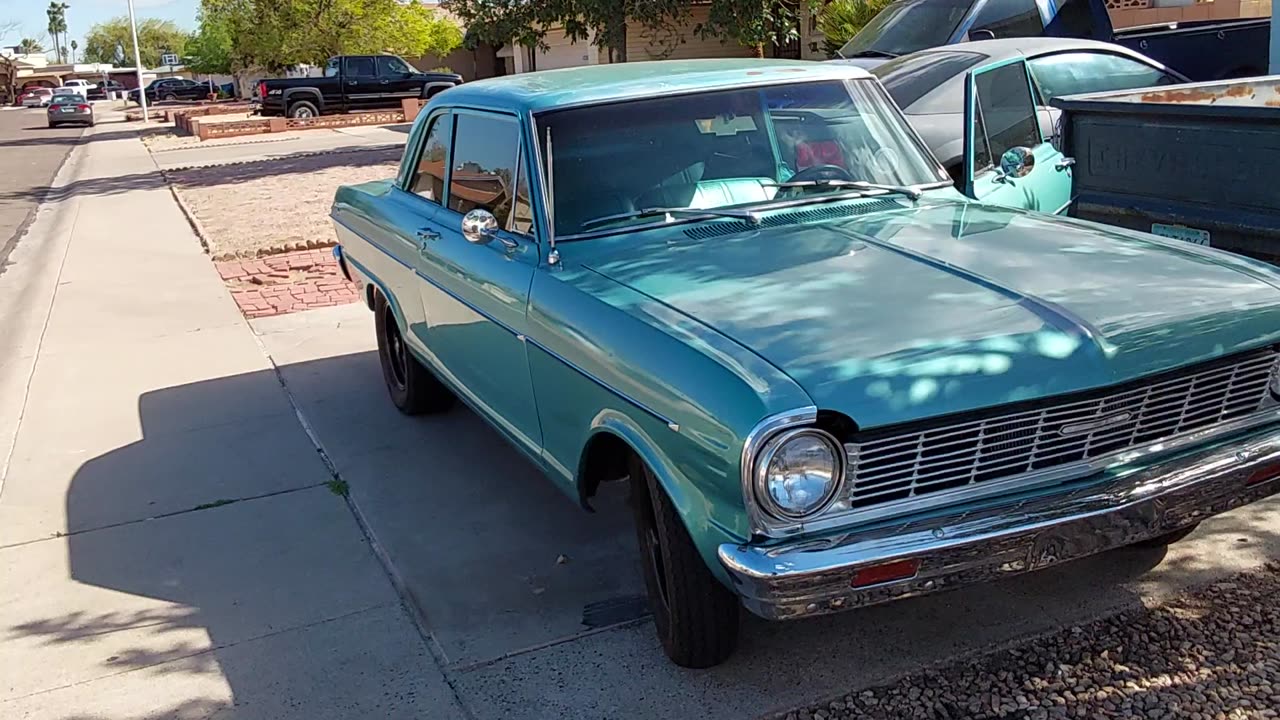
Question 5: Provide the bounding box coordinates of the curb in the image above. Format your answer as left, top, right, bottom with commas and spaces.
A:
157, 142, 403, 173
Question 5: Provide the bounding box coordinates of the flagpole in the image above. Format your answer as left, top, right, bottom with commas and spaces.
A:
126, 0, 148, 123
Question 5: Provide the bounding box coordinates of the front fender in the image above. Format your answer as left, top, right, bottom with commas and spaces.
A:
583, 412, 741, 586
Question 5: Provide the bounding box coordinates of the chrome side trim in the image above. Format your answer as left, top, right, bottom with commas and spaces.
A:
524, 336, 679, 431
738, 406, 819, 537
720, 422, 1280, 620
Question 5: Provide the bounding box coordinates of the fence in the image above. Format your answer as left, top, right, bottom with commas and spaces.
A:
183, 99, 428, 141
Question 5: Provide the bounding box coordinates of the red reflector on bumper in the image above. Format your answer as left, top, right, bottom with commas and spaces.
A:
850, 559, 920, 588
1247, 464, 1280, 486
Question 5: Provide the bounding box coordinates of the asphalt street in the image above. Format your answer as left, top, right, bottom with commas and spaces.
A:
0, 106, 86, 271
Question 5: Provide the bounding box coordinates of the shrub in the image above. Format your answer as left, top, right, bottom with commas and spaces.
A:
818, 0, 894, 58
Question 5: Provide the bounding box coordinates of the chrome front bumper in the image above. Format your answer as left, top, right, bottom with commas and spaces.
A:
719, 425, 1280, 620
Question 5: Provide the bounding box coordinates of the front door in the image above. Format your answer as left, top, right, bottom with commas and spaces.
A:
962, 57, 1074, 214
408, 109, 543, 455
376, 56, 419, 107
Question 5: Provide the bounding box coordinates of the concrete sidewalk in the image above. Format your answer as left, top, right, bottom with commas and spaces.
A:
0, 124, 462, 718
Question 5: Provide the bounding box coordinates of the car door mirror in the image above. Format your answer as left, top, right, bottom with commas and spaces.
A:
995, 146, 1035, 183
461, 209, 500, 244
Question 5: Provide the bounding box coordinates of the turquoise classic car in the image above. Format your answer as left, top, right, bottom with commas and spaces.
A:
330, 59, 1280, 668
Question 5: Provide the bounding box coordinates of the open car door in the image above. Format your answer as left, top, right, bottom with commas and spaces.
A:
962, 57, 1075, 214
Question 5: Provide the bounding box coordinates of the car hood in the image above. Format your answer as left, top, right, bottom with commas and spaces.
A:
579, 200, 1280, 430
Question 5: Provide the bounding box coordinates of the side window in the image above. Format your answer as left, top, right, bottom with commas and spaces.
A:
378, 56, 413, 76
324, 58, 340, 77
410, 114, 452, 203
1028, 52, 1181, 101
973, 63, 1041, 172
969, 0, 1045, 38
345, 57, 376, 77
447, 114, 520, 229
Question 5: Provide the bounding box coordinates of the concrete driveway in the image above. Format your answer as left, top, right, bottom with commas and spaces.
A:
252, 304, 1280, 720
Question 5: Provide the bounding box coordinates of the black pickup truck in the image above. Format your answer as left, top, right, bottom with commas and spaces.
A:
258, 55, 462, 118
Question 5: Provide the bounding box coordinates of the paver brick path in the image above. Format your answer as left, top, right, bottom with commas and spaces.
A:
216, 248, 360, 318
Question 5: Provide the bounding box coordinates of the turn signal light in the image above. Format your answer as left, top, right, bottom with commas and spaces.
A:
850, 559, 920, 588
1246, 464, 1280, 486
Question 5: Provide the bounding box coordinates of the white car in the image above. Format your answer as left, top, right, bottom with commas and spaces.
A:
53, 85, 88, 98
63, 79, 96, 91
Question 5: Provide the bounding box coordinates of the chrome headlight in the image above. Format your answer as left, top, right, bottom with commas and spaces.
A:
755, 428, 844, 519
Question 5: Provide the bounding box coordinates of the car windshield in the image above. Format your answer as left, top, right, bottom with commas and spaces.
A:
838, 0, 973, 58
536, 79, 944, 237
51, 95, 81, 104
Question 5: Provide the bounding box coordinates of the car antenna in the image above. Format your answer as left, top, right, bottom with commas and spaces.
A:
545, 125, 559, 266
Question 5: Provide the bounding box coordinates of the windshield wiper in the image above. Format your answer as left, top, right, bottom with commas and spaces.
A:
841, 49, 898, 59
580, 206, 762, 231
766, 179, 922, 201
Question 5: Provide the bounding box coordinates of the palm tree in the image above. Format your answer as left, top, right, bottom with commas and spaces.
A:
46, 2, 69, 63
18, 38, 44, 55
70, 39, 77, 63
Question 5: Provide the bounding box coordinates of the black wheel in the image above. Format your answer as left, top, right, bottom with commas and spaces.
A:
629, 454, 739, 668
373, 292, 452, 415
1131, 523, 1199, 549
288, 100, 318, 119
162, 92, 177, 102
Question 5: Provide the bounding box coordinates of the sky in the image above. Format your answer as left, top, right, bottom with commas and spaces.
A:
1, 0, 199, 54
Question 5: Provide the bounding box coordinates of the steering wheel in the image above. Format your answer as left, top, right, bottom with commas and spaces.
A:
779, 164, 856, 197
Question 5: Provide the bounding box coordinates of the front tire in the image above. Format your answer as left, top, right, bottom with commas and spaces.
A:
630, 454, 739, 668
373, 293, 453, 415
288, 100, 318, 119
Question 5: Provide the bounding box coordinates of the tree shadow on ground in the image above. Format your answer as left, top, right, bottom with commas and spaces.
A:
0, 127, 162, 149
5, 346, 1279, 718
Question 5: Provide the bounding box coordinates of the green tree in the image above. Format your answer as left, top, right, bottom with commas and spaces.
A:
442, 0, 685, 63
46, 2, 69, 63
816, 0, 890, 57
698, 0, 814, 59
184, 7, 233, 74
193, 0, 463, 74
82, 17, 188, 67
69, 38, 77, 62
18, 37, 44, 54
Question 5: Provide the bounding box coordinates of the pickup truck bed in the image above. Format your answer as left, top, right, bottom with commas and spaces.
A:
1113, 18, 1271, 81
1055, 77, 1280, 264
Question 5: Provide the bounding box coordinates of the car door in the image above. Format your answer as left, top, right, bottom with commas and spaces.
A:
407, 109, 543, 454
376, 56, 419, 106
962, 57, 1073, 214
343, 56, 379, 110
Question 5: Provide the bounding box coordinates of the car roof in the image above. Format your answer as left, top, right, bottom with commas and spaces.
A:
885, 38, 1172, 114
437, 59, 874, 113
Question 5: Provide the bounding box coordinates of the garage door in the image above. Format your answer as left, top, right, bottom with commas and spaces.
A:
534, 31, 593, 71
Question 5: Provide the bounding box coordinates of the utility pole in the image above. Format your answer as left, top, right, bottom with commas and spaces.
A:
126, 0, 147, 123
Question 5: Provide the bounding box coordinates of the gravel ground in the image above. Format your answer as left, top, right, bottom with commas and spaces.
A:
167, 148, 401, 258
784, 564, 1280, 720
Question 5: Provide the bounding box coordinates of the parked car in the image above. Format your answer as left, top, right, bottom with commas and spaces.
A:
86, 80, 127, 100
257, 54, 462, 118
62, 79, 96, 92
1054, 76, 1280, 265
128, 77, 208, 104
331, 60, 1280, 668
873, 38, 1188, 188
833, 0, 1269, 81
52, 85, 87, 98
47, 93, 94, 128
20, 87, 53, 107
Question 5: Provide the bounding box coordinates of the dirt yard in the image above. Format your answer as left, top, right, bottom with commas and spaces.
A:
167, 148, 401, 259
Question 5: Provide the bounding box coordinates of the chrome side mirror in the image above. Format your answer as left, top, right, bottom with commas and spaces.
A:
995, 146, 1035, 184
461, 209, 499, 244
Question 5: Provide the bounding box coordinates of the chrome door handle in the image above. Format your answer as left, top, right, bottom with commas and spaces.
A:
380, 79, 390, 84
347, 80, 358, 86
497, 236, 519, 251
1055, 157, 1076, 171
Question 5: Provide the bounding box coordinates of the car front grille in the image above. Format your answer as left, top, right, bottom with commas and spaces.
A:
844, 347, 1280, 509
